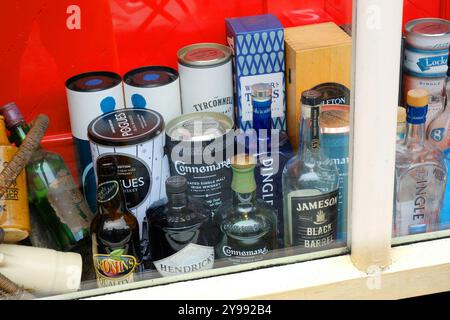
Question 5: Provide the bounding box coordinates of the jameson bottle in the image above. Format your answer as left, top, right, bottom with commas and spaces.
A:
91, 156, 142, 287
282, 90, 339, 248
240, 83, 293, 248
149, 176, 215, 277
0, 102, 93, 251
394, 89, 447, 236
215, 154, 278, 265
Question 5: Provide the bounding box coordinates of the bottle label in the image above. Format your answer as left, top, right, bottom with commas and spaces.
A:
222, 245, 269, 264
153, 243, 214, 277
93, 249, 138, 287
240, 73, 284, 122
97, 181, 119, 203
288, 189, 339, 247
47, 169, 92, 236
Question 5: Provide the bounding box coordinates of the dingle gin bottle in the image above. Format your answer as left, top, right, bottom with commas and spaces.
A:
394, 89, 447, 236
282, 90, 339, 248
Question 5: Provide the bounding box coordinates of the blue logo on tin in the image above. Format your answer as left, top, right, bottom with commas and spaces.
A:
417, 55, 448, 72
131, 94, 147, 109
100, 97, 116, 113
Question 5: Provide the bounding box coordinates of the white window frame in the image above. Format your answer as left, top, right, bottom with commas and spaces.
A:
43, 0, 450, 300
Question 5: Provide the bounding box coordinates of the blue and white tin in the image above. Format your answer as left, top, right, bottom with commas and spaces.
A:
123, 66, 182, 124
66, 71, 125, 212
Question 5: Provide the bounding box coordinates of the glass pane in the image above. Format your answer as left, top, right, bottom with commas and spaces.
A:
393, 3, 450, 246
0, 0, 353, 300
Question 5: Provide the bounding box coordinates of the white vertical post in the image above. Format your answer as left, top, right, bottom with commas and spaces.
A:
349, 0, 404, 271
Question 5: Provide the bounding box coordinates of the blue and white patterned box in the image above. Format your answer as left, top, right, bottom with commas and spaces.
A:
226, 14, 286, 131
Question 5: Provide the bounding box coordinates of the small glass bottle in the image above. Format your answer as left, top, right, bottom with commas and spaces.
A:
215, 154, 278, 265
149, 176, 215, 277
91, 156, 142, 287
282, 90, 340, 248
0, 102, 93, 251
394, 89, 447, 236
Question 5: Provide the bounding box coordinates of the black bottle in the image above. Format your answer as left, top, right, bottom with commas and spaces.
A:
149, 176, 216, 277
91, 156, 142, 287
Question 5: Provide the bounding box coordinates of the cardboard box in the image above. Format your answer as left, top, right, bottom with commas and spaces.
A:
226, 14, 286, 130
285, 22, 352, 149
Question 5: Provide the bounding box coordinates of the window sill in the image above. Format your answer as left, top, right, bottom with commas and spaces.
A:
68, 237, 450, 300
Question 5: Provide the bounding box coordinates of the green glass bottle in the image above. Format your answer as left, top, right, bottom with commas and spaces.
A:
0, 102, 94, 251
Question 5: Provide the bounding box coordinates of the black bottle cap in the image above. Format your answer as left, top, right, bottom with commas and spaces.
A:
166, 176, 188, 194
301, 90, 323, 106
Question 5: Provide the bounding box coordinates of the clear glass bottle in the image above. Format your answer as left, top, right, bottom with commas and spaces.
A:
149, 176, 216, 277
394, 89, 447, 236
215, 154, 277, 265
282, 90, 339, 248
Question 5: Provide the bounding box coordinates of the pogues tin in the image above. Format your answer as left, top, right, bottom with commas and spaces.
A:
178, 43, 234, 120
66, 71, 125, 213
88, 109, 170, 237
165, 112, 235, 210
123, 66, 182, 123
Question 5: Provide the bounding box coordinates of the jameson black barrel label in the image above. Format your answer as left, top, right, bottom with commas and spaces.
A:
288, 190, 338, 248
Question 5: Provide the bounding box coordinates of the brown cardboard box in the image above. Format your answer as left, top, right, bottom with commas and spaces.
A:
285, 22, 352, 150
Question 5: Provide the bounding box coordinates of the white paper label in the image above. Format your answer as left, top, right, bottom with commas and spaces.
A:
153, 243, 214, 277
239, 72, 284, 122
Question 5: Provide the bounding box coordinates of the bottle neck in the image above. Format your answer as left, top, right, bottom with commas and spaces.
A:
231, 167, 256, 206
8, 121, 30, 147
252, 98, 272, 140
404, 105, 427, 146
299, 104, 321, 157
97, 178, 128, 215
167, 192, 188, 211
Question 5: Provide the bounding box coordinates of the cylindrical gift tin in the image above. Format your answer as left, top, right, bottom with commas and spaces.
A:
165, 112, 235, 211
320, 105, 349, 242
178, 43, 234, 120
403, 71, 446, 127
123, 66, 182, 123
404, 46, 448, 76
88, 109, 169, 237
66, 71, 125, 213
405, 18, 450, 51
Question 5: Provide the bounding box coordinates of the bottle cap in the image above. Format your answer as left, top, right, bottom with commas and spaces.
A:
406, 89, 429, 107
397, 106, 407, 123
0, 102, 26, 130
251, 83, 272, 100
166, 176, 188, 194
231, 154, 257, 170
301, 90, 323, 106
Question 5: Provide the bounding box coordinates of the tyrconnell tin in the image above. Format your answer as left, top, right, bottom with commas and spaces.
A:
178, 43, 234, 120
88, 109, 170, 237
166, 112, 235, 210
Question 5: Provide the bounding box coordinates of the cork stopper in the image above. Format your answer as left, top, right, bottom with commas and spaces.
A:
397, 107, 406, 123
0, 102, 26, 130
406, 89, 429, 107
231, 154, 256, 170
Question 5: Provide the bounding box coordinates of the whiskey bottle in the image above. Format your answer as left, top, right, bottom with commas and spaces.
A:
91, 156, 142, 287
282, 90, 339, 248
149, 176, 215, 277
0, 102, 93, 251
238, 83, 293, 248
215, 154, 277, 265
394, 89, 447, 236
